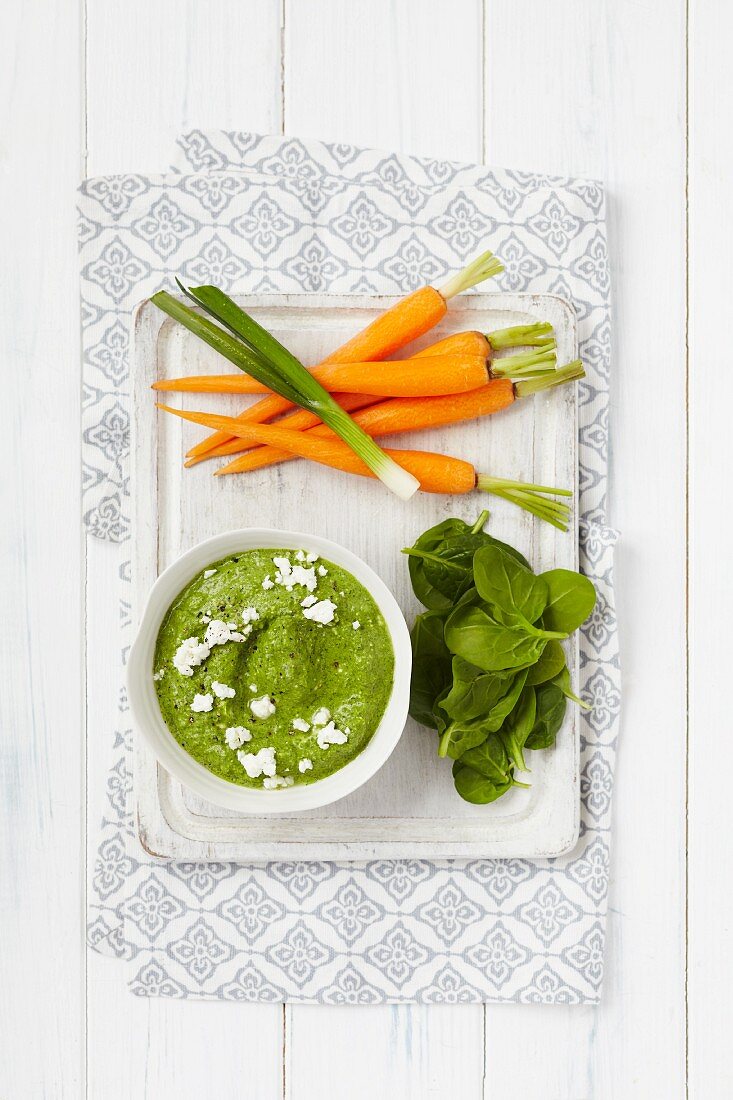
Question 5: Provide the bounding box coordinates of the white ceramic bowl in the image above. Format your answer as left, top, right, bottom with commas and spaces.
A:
128, 528, 412, 813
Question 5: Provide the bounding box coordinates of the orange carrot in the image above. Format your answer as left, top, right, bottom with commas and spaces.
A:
159, 405, 476, 492
153, 353, 490, 398
183, 325, 553, 462
181, 332, 492, 461
327, 286, 446, 364
217, 383, 515, 475
411, 330, 491, 359
321, 249, 503, 363
156, 403, 573, 528
184, 392, 379, 467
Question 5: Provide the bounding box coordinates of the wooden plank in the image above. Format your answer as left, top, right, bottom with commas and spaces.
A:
286, 1004, 484, 1100
86, 967, 284, 1100
85, 0, 282, 174
484, 2, 688, 1096
84, 4, 285, 1097
283, 2, 487, 1094
0, 2, 85, 1098
687, 1, 733, 1096
284, 0, 484, 161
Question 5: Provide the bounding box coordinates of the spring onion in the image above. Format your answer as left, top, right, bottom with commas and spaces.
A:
150, 287, 420, 500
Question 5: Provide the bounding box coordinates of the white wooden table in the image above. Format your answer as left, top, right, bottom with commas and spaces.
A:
1, 1, 728, 1096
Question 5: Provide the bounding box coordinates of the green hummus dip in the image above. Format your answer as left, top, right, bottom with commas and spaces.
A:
153, 548, 394, 789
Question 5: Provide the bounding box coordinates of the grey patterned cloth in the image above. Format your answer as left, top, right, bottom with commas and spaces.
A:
82, 132, 620, 1003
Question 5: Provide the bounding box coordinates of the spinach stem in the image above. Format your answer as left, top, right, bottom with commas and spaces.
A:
471, 509, 490, 534
437, 727, 453, 758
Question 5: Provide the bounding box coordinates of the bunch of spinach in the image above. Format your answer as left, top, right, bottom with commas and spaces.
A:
405, 511, 595, 804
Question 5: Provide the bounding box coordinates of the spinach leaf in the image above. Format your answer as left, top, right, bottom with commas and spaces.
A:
551, 664, 591, 710
452, 766, 514, 804
404, 512, 530, 609
483, 668, 529, 731
436, 668, 528, 758
500, 685, 537, 772
405, 512, 591, 809
457, 733, 511, 782
408, 611, 452, 728
444, 603, 547, 671
525, 682, 566, 750
405, 517, 469, 608
473, 543, 549, 627
539, 569, 596, 634
525, 640, 567, 686
436, 712, 491, 760
441, 658, 516, 720
452, 734, 514, 804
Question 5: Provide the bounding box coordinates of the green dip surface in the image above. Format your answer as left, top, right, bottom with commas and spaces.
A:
153, 548, 394, 789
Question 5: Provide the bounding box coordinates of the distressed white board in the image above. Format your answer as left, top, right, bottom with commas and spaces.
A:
483, 2, 688, 1098
0, 3, 85, 1099
688, 1, 733, 1097
131, 291, 578, 861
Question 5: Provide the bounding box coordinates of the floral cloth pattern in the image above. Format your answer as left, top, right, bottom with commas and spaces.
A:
82, 132, 620, 1003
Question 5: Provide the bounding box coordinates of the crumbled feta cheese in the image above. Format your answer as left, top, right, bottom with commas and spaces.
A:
298, 758, 313, 773
225, 726, 251, 749
317, 565, 328, 577
191, 693, 213, 713
203, 568, 216, 578
211, 680, 236, 700
291, 566, 317, 591
295, 550, 306, 561
250, 694, 276, 720
241, 606, 260, 626
152, 668, 165, 681
292, 717, 311, 733
249, 683, 258, 692
301, 594, 318, 608
312, 707, 331, 726
316, 720, 349, 750
306, 551, 319, 564
173, 636, 211, 676
303, 598, 337, 625
201, 614, 211, 624
237, 745, 277, 778
271, 555, 317, 592
263, 774, 295, 789
273, 555, 292, 580
204, 619, 245, 647
352, 620, 361, 630
262, 575, 275, 590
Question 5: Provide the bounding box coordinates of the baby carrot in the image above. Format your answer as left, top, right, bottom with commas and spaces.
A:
156, 404, 572, 529
324, 249, 503, 364
214, 363, 583, 476
180, 320, 553, 462
153, 353, 490, 398
412, 321, 554, 359
183, 392, 379, 467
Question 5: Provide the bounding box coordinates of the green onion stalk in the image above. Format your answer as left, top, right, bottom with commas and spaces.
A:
151, 249, 507, 500
151, 287, 419, 499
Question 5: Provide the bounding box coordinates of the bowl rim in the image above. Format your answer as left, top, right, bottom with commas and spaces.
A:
127, 527, 412, 814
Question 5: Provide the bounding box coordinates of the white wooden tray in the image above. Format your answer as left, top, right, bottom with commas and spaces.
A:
132, 292, 579, 861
